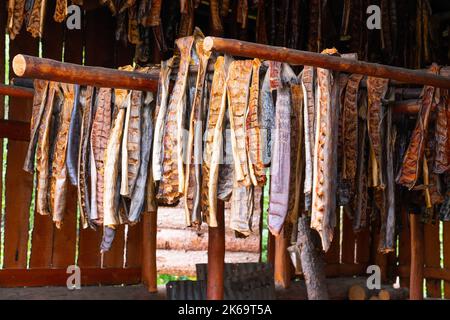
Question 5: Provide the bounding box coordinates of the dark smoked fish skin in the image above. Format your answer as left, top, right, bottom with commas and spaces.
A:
77, 86, 95, 229
36, 82, 58, 216
396, 65, 440, 189
24, 80, 49, 173
90, 88, 113, 226
67, 85, 82, 186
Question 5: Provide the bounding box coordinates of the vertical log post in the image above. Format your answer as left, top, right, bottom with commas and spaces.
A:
207, 200, 225, 300
142, 210, 158, 293
409, 213, 424, 300
274, 228, 291, 289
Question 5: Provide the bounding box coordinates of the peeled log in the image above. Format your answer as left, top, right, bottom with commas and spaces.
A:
297, 216, 329, 300
348, 284, 409, 300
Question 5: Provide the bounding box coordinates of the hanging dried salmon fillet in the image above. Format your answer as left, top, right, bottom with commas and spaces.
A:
54, 0, 68, 23
156, 35, 195, 205
286, 83, 304, 232
434, 88, 450, 174
301, 66, 315, 209
260, 69, 275, 167
342, 74, 364, 181
210, 0, 223, 35
367, 76, 389, 190
67, 85, 82, 185
184, 40, 211, 226
8, 0, 26, 40
310, 49, 340, 251
77, 86, 95, 228
121, 90, 142, 197
246, 58, 266, 187
396, 64, 440, 189
90, 88, 112, 226
50, 83, 75, 228
221, 0, 231, 17
129, 92, 154, 223
36, 82, 58, 216
104, 88, 130, 228
204, 55, 233, 227
227, 59, 253, 187
26, 0, 45, 38
268, 63, 297, 236
24, 80, 49, 173
352, 93, 369, 231
153, 58, 174, 182
128, 3, 140, 45
230, 184, 254, 236
148, 0, 162, 26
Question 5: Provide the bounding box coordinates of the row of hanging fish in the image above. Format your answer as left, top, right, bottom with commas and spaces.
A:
23, 65, 156, 252
22, 29, 450, 254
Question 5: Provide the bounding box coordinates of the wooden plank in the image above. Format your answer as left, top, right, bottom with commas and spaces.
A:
444, 222, 450, 298
274, 227, 290, 289
77, 6, 116, 268
3, 29, 39, 269
50, 17, 85, 269
325, 207, 340, 264
424, 221, 441, 298
397, 266, 450, 282
125, 223, 142, 268
371, 226, 388, 283
410, 213, 424, 300
0, 268, 141, 287
341, 211, 355, 264
141, 212, 157, 292
103, 225, 125, 268
0, 119, 30, 141
355, 226, 371, 265
398, 206, 411, 288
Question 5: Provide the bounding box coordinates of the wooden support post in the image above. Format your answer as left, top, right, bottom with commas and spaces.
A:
12, 54, 159, 92
410, 213, 424, 300
274, 228, 290, 289
203, 37, 450, 89
207, 199, 225, 300
141, 210, 158, 293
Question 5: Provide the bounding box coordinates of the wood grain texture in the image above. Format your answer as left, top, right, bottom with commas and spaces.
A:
444, 222, 450, 298
424, 222, 442, 298
0, 2, 4, 268
4, 28, 39, 269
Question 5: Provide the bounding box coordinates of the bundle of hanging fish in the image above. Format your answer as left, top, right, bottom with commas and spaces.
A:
23, 65, 156, 253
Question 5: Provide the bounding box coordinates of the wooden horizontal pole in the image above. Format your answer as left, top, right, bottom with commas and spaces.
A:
0, 119, 30, 141
397, 266, 450, 283
13, 54, 159, 92
0, 84, 34, 99
0, 268, 141, 288
393, 100, 420, 115
203, 37, 450, 89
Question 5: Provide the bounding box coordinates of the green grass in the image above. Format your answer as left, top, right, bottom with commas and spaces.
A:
157, 274, 196, 285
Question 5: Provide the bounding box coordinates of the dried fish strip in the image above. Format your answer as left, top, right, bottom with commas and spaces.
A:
156, 35, 195, 205
152, 58, 174, 181
246, 58, 266, 187
77, 86, 95, 228
103, 89, 130, 228
129, 92, 154, 223
367, 76, 389, 189
90, 87, 112, 226
205, 55, 233, 227
67, 85, 82, 185
396, 65, 440, 189
121, 90, 142, 197
24, 80, 49, 173
184, 39, 211, 226
50, 83, 75, 228
36, 82, 58, 216
227, 60, 253, 187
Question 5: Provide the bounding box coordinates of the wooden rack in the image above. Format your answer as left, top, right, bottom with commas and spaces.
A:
203, 37, 450, 89
9, 36, 450, 300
